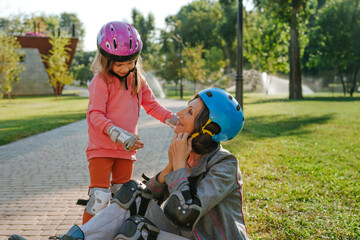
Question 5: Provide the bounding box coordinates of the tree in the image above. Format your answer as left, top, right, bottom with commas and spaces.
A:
307, 0, 360, 96
155, 23, 182, 93
59, 12, 85, 49
42, 35, 74, 97
218, 0, 238, 71
174, 0, 223, 50
71, 50, 95, 85
253, 0, 315, 99
244, 10, 289, 74
0, 31, 25, 99
131, 9, 155, 55
182, 43, 206, 92
204, 46, 229, 84
131, 8, 158, 72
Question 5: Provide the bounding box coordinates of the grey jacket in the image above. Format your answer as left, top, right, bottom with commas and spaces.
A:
146, 145, 248, 240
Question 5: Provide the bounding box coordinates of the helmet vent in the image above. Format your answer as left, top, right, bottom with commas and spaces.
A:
113, 38, 117, 50
206, 91, 213, 97
106, 41, 111, 49
135, 41, 138, 49
228, 95, 233, 100
236, 104, 240, 111
110, 24, 114, 31
129, 38, 133, 51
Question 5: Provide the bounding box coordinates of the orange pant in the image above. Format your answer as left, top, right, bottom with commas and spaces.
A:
83, 157, 134, 224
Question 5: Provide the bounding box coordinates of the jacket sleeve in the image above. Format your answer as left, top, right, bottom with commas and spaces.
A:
146, 172, 170, 201
87, 76, 114, 134
140, 81, 174, 123
164, 156, 238, 218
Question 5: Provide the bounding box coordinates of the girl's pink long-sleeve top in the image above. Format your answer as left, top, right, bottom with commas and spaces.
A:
86, 73, 174, 161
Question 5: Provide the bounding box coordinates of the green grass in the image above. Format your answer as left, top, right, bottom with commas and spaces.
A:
223, 93, 360, 239
0, 95, 89, 145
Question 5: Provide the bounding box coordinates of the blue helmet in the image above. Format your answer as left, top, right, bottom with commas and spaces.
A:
198, 88, 244, 142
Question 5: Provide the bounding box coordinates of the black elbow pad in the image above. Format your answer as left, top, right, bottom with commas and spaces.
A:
164, 191, 202, 231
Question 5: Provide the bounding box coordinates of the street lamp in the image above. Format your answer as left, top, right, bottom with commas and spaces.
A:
236, 0, 244, 110
173, 34, 184, 100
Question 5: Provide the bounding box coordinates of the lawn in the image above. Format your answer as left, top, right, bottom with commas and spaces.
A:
223, 93, 360, 239
0, 95, 89, 146
0, 92, 359, 239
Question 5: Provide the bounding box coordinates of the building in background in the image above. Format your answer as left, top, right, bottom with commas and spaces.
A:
12, 33, 78, 96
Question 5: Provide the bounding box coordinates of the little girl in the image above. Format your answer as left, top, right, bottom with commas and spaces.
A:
83, 21, 178, 224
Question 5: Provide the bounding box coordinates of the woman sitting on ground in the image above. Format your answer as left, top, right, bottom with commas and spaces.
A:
10, 87, 248, 240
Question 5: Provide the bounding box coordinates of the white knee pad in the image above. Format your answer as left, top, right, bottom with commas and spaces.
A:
85, 188, 111, 216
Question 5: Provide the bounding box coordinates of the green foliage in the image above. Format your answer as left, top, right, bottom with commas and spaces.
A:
223, 92, 360, 239
218, 0, 238, 68
71, 50, 95, 85
182, 43, 206, 89
0, 12, 85, 49
131, 8, 155, 55
252, 0, 316, 99
131, 8, 159, 72
175, 0, 223, 50
42, 35, 74, 96
71, 64, 93, 85
204, 46, 229, 84
204, 46, 228, 72
244, 10, 289, 73
0, 31, 25, 99
306, 0, 360, 96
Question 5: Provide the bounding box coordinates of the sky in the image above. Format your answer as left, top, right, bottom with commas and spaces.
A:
0, 0, 195, 51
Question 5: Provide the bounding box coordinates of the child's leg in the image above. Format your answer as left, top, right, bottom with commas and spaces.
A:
83, 157, 114, 224
110, 158, 134, 193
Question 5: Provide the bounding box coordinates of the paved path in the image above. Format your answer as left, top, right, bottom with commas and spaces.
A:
0, 90, 187, 240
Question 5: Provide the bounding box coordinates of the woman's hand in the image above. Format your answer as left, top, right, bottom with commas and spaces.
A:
169, 132, 192, 171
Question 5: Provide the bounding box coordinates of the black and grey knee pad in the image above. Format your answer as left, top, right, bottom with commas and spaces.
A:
114, 215, 159, 240
111, 180, 145, 213
164, 190, 202, 231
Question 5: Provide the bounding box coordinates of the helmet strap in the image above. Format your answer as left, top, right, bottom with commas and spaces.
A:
191, 119, 215, 139
110, 67, 136, 90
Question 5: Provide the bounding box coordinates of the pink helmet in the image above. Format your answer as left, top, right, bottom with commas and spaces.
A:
97, 21, 142, 62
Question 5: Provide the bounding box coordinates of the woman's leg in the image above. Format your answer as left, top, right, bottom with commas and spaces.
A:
83, 157, 114, 224
81, 198, 187, 240
81, 203, 130, 240
145, 200, 180, 234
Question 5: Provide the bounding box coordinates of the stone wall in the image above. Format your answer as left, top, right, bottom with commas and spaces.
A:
12, 48, 53, 96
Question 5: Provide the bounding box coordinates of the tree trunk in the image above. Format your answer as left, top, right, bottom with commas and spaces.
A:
339, 73, 346, 96
53, 82, 64, 97
289, 0, 303, 99
193, 79, 196, 94
349, 65, 359, 97
224, 47, 232, 74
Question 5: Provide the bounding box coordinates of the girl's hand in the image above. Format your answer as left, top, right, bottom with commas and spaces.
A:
128, 134, 144, 151
169, 132, 192, 170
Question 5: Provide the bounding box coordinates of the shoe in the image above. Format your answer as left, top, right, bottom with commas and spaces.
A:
8, 235, 27, 240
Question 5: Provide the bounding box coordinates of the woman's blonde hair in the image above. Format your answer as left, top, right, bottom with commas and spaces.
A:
90, 50, 145, 96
